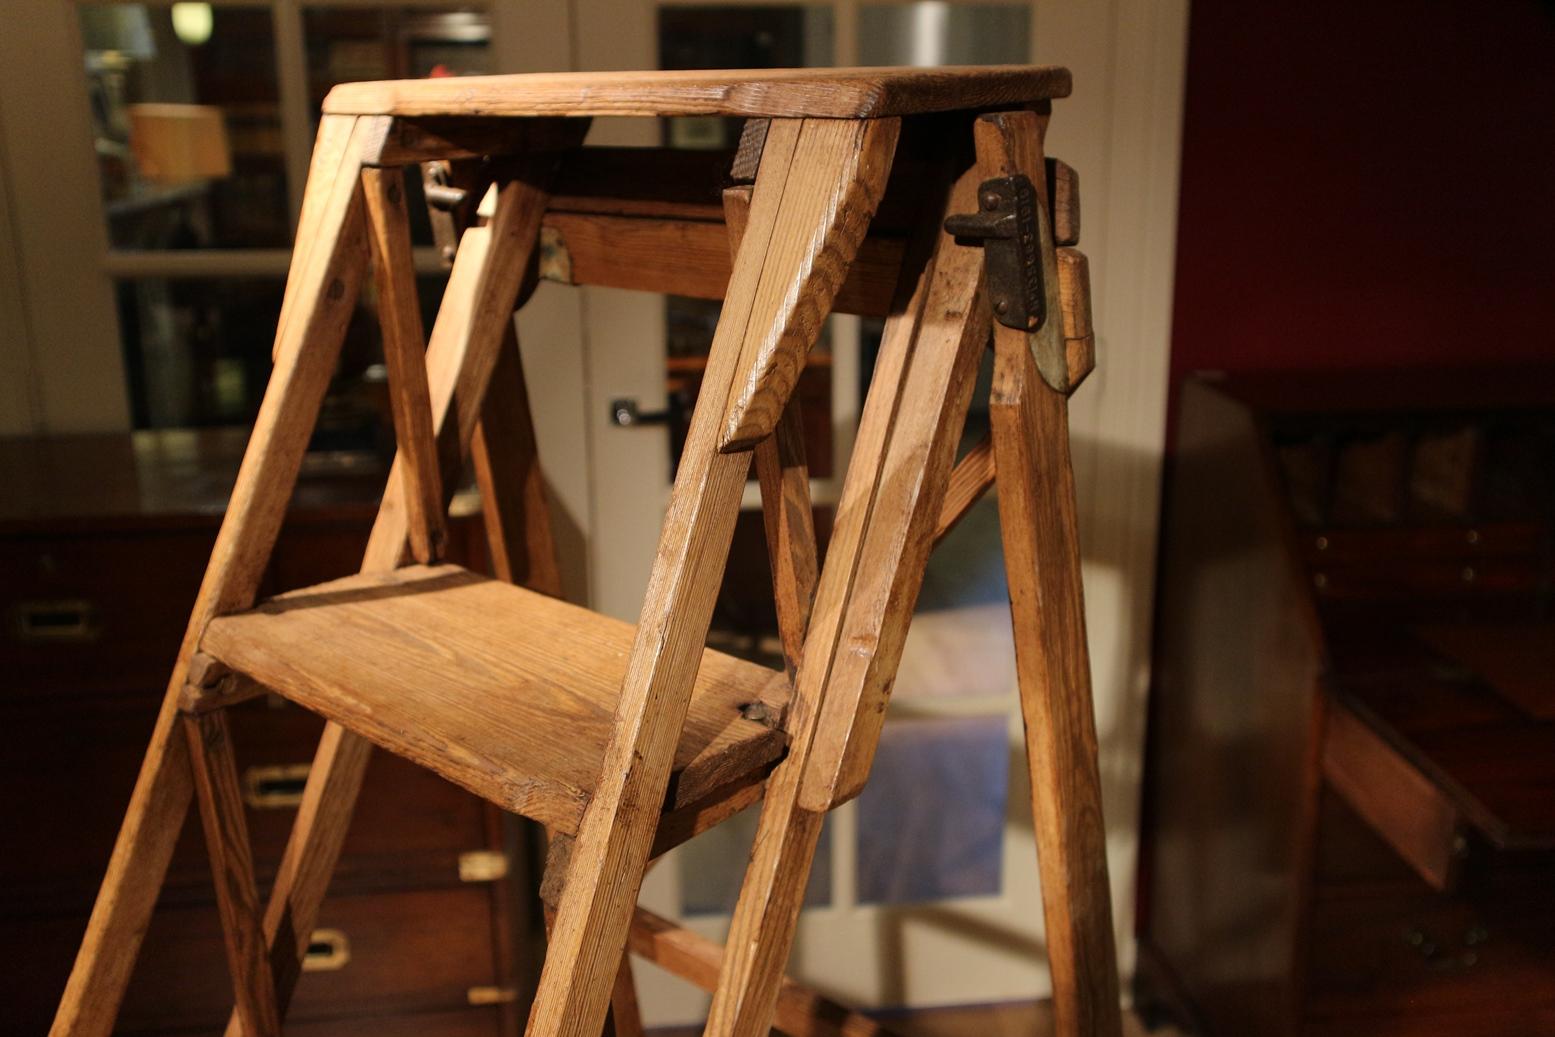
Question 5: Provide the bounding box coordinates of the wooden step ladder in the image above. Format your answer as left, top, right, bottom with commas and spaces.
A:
50, 66, 1118, 1037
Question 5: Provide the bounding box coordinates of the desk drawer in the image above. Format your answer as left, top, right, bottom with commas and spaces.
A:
1321, 699, 1465, 891
1306, 885, 1555, 1020
1, 696, 493, 912
0, 532, 216, 700
14, 887, 505, 1035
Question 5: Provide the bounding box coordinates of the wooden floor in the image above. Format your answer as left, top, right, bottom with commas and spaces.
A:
655, 1001, 1187, 1036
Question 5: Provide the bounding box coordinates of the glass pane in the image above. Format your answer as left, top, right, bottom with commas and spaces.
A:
304, 7, 493, 245
681, 803, 833, 916
116, 278, 281, 428
118, 274, 447, 440
856, 716, 1008, 905
80, 5, 289, 250
658, 6, 835, 149
858, 3, 1030, 67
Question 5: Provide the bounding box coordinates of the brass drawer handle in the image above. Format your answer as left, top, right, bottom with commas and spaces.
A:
302, 928, 350, 972
242, 764, 311, 809
9, 599, 100, 642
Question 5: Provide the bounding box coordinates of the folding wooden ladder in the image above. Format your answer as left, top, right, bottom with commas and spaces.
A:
50, 67, 1118, 1037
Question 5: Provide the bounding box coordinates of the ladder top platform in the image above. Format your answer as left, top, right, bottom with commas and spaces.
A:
323, 64, 1072, 120
199, 564, 791, 835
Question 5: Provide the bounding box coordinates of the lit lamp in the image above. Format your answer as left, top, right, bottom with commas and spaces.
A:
171, 3, 215, 47
127, 103, 232, 184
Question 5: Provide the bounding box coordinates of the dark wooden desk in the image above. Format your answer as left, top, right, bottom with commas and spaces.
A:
1139, 372, 1555, 1037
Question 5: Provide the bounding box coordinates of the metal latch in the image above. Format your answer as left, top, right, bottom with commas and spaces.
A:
944, 175, 1046, 332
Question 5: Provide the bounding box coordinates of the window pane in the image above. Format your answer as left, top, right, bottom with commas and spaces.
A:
856, 716, 1008, 905
680, 803, 833, 916
658, 6, 835, 150
80, 5, 288, 250
858, 3, 1030, 67
304, 7, 492, 246
118, 274, 448, 439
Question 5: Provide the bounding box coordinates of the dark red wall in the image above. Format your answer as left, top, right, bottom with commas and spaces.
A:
1169, 1, 1555, 382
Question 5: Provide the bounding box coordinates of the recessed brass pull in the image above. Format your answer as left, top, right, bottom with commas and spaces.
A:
302, 928, 350, 972
242, 763, 311, 809
9, 599, 100, 642
458, 850, 510, 883
467, 986, 517, 1006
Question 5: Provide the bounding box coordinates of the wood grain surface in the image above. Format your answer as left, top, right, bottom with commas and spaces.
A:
362, 165, 446, 564
184, 710, 281, 1037
719, 117, 899, 450
980, 108, 1121, 1037
323, 66, 1071, 120
200, 564, 788, 834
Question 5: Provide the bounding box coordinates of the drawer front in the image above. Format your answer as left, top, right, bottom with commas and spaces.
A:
1320, 700, 1463, 891
0, 517, 476, 701
285, 1007, 506, 1037
1306, 887, 1555, 1020
1, 696, 492, 912
13, 887, 504, 1035
0, 532, 216, 700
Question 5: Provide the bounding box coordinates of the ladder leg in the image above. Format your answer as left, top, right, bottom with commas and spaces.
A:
471, 320, 564, 596
50, 113, 374, 1037
184, 710, 281, 1037
220, 161, 567, 1037
604, 956, 646, 1037
706, 157, 990, 1037
989, 334, 1121, 1037
527, 115, 897, 1037
979, 110, 1122, 1037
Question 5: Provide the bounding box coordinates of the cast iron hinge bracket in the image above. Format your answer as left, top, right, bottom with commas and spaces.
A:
944, 174, 1046, 332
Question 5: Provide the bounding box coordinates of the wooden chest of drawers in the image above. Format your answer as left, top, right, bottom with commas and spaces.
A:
0, 431, 535, 1035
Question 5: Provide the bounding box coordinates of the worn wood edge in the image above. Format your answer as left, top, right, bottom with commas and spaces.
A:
361, 115, 582, 166
362, 165, 447, 564
1047, 156, 1079, 246
322, 66, 1072, 119
184, 711, 281, 1037
719, 117, 901, 451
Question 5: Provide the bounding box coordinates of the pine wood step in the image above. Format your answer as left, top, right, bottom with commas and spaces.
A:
199, 565, 790, 835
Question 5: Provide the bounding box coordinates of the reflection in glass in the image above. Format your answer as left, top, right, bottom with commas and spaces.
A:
80, 5, 288, 250
304, 7, 492, 245
857, 716, 1008, 904
858, 3, 1029, 67
118, 275, 448, 440
658, 6, 834, 150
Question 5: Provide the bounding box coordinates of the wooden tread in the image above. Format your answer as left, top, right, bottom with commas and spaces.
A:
199, 565, 789, 835
323, 65, 1071, 120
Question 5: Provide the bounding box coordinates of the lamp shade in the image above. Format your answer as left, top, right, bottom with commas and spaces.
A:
128, 103, 232, 184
